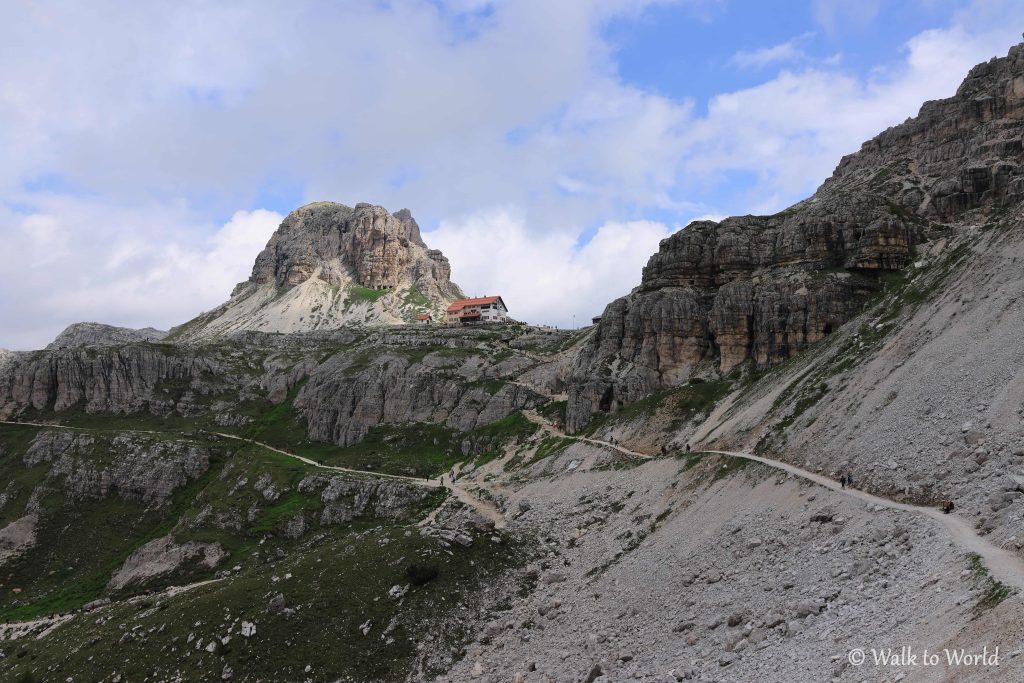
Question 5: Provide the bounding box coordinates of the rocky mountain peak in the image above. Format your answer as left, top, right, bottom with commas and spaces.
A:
249, 201, 444, 291
172, 201, 464, 340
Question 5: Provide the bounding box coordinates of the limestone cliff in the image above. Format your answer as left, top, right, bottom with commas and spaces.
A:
171, 202, 464, 340
566, 43, 1024, 432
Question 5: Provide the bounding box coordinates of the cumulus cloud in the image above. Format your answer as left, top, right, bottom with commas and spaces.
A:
679, 15, 1024, 208
2, 0, 1024, 348
429, 209, 674, 326
0, 202, 280, 349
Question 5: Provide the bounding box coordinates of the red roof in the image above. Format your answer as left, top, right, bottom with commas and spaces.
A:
416, 314, 431, 320
447, 296, 504, 313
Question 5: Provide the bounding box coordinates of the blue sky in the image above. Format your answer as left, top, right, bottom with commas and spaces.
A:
2, 0, 1023, 349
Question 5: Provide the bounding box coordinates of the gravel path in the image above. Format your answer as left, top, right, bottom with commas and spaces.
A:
706, 449, 1024, 592
522, 410, 650, 459
517, 414, 1024, 593
210, 432, 443, 489
9, 419, 1020, 593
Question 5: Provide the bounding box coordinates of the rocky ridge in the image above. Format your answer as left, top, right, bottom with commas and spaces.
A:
566, 43, 1024, 432
46, 323, 168, 350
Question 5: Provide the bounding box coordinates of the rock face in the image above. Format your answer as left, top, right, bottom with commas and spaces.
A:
566, 43, 1024, 432
47, 323, 168, 350
172, 202, 464, 339
0, 326, 543, 455
0, 344, 217, 419
297, 474, 432, 525
107, 534, 226, 590
25, 430, 210, 506
295, 344, 543, 446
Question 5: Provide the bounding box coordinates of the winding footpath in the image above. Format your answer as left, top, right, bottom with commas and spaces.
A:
6, 418, 1024, 591
0, 420, 515, 528
518, 412, 1024, 593
209, 432, 442, 489
706, 449, 1024, 593
522, 409, 650, 459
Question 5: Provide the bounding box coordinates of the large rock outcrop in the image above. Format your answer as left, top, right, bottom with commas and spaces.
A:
171, 202, 464, 339
25, 430, 210, 506
46, 323, 168, 350
295, 345, 543, 446
566, 43, 1024, 432
0, 344, 217, 419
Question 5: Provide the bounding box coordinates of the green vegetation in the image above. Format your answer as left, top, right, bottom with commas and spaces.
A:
3, 524, 530, 683
238, 382, 462, 478
977, 580, 1012, 613
468, 378, 507, 395
348, 284, 389, 303
469, 412, 537, 462
519, 435, 574, 468
537, 400, 567, 426
316, 423, 460, 478
0, 433, 229, 621
583, 379, 733, 435
966, 552, 1014, 614
402, 287, 430, 308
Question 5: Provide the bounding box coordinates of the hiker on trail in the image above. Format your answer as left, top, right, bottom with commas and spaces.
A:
839, 473, 846, 489
942, 500, 955, 514
847, 473, 854, 488
686, 444, 691, 453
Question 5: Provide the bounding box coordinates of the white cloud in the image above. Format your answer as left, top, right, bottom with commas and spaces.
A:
680, 15, 1024, 210
2, 0, 1024, 348
730, 35, 811, 69
429, 209, 674, 326
0, 201, 280, 349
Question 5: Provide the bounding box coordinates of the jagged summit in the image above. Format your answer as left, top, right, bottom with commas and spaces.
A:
171, 202, 464, 340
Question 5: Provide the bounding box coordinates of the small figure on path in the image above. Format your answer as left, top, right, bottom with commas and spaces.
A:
942, 500, 955, 514
685, 444, 691, 453
839, 473, 847, 489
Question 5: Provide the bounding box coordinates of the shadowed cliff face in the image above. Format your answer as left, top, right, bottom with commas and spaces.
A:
566, 43, 1024, 433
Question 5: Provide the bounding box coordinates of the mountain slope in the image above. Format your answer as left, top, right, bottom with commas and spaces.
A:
3, 43, 1024, 683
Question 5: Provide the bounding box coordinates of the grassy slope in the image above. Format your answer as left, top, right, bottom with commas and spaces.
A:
3, 524, 529, 682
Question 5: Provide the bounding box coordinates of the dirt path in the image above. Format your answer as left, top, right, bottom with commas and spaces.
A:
221, 434, 511, 529
522, 409, 650, 459
0, 419, 162, 434
210, 432, 442, 489
10, 419, 1019, 590
0, 575, 226, 641
706, 449, 1024, 593
516, 414, 1024, 592
1, 420, 514, 533
440, 468, 507, 530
